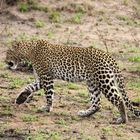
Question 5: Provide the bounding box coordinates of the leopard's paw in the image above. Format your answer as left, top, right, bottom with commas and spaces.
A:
15, 91, 31, 105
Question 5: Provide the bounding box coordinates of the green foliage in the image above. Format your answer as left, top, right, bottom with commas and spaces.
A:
128, 79, 140, 91
55, 119, 67, 125
34, 20, 45, 28
123, 0, 130, 6
21, 114, 38, 122
18, 0, 48, 13
46, 31, 54, 39
102, 126, 113, 135
67, 82, 80, 90
9, 77, 26, 89
0, 105, 13, 117
16, 33, 29, 41
36, 89, 44, 96
89, 41, 98, 48
49, 11, 61, 23
70, 13, 83, 24
26, 129, 47, 140
78, 91, 88, 98
117, 15, 140, 26
128, 56, 140, 62
0, 72, 9, 78
18, 2, 29, 12
48, 132, 62, 140
0, 62, 5, 68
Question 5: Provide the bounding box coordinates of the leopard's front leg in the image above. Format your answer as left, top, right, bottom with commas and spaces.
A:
40, 75, 54, 112
15, 81, 41, 104
15, 68, 41, 104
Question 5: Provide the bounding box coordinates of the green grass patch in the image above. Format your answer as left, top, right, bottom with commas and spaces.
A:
16, 33, 42, 41
36, 89, 44, 96
78, 90, 88, 98
46, 31, 54, 39
123, 0, 130, 6
67, 82, 80, 90
102, 126, 113, 135
18, 0, 48, 13
55, 119, 67, 126
18, 2, 29, 12
48, 132, 62, 140
34, 20, 45, 28
0, 96, 10, 101
117, 15, 140, 26
21, 114, 38, 122
16, 33, 29, 41
89, 41, 98, 48
0, 105, 13, 117
0, 72, 9, 78
26, 129, 47, 140
69, 13, 84, 24
9, 77, 26, 89
49, 11, 61, 23
0, 62, 5, 68
128, 56, 140, 62
128, 79, 140, 91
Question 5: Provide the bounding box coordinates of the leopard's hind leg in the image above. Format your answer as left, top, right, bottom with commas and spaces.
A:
100, 76, 128, 124
78, 81, 101, 117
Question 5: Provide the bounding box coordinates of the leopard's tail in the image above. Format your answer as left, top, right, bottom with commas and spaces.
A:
115, 72, 140, 117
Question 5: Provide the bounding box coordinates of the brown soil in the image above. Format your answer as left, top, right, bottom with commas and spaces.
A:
0, 0, 140, 139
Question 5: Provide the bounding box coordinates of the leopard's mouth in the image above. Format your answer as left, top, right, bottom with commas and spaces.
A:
6, 61, 18, 70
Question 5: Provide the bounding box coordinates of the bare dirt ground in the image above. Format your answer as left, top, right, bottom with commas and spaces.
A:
0, 0, 140, 139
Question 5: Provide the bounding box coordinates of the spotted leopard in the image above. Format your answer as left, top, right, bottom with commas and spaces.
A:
5, 40, 140, 124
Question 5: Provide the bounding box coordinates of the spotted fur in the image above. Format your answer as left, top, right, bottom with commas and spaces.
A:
5, 40, 140, 124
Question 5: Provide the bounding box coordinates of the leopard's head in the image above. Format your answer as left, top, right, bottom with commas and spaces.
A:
5, 42, 22, 70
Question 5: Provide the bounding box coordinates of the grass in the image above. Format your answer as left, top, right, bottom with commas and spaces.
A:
28, 0, 48, 12
102, 126, 113, 135
0, 62, 5, 68
9, 77, 26, 89
46, 31, 54, 39
16, 33, 42, 41
16, 33, 29, 41
48, 132, 62, 140
128, 56, 140, 62
34, 20, 45, 28
128, 79, 140, 91
21, 114, 38, 122
78, 90, 88, 98
67, 82, 80, 90
89, 41, 98, 48
36, 89, 44, 96
49, 11, 61, 23
18, 2, 29, 12
55, 119, 67, 126
117, 15, 140, 26
18, 0, 48, 13
69, 13, 84, 24
128, 64, 140, 73
26, 129, 47, 140
123, 0, 130, 6
0, 72, 9, 78
0, 96, 10, 101
0, 105, 13, 117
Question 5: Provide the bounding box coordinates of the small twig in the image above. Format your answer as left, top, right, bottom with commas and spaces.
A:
96, 28, 109, 52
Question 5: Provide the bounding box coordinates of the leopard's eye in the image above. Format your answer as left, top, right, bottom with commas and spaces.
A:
8, 61, 14, 67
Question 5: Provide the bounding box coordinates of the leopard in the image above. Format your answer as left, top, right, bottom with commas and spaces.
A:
5, 39, 140, 124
